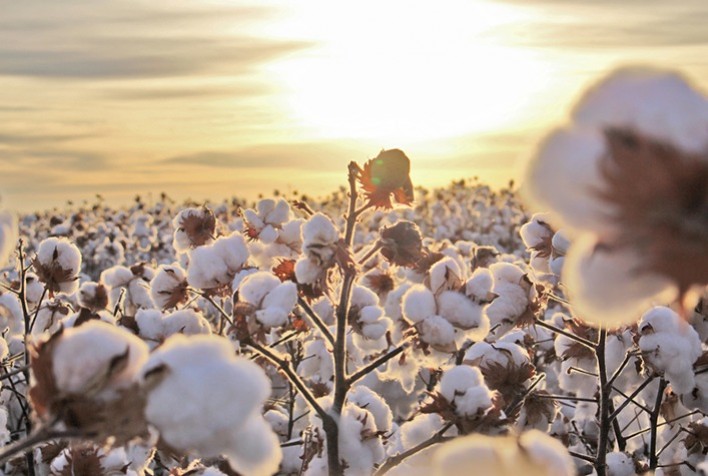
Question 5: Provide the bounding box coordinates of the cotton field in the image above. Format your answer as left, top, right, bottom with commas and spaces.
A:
0, 67, 706, 476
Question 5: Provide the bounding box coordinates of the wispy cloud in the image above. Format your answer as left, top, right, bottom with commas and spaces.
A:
163, 142, 369, 171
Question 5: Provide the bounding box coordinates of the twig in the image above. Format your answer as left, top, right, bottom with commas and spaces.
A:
375, 423, 454, 475
298, 298, 334, 346
0, 364, 30, 382
347, 338, 412, 387
245, 339, 332, 428
0, 427, 90, 466
595, 328, 610, 476
533, 319, 596, 350
649, 379, 668, 470
608, 376, 655, 422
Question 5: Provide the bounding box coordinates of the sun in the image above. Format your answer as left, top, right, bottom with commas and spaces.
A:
265, 0, 548, 144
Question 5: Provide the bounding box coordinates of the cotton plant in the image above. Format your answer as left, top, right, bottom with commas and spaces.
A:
401, 258, 492, 353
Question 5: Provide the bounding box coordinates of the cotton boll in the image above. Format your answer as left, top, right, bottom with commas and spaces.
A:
400, 413, 445, 449
238, 272, 280, 306
0, 293, 24, 335
150, 264, 188, 310
298, 338, 334, 384
419, 315, 456, 351
34, 237, 82, 295
439, 365, 484, 402
51, 321, 149, 398
564, 237, 676, 328
437, 290, 488, 338
401, 285, 436, 324
428, 258, 462, 294
605, 452, 635, 476
302, 213, 339, 265
348, 386, 393, 433
212, 232, 249, 271
465, 268, 495, 303
163, 309, 211, 336
432, 430, 574, 476
295, 257, 321, 285
638, 307, 702, 393
572, 67, 708, 154
172, 207, 216, 253
0, 211, 17, 268
141, 334, 281, 476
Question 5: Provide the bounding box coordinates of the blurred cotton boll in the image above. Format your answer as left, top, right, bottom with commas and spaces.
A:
140, 334, 281, 476
432, 430, 574, 476
0, 211, 17, 269
522, 67, 708, 327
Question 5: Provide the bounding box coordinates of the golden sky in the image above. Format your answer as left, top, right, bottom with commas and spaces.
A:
2, 0, 708, 212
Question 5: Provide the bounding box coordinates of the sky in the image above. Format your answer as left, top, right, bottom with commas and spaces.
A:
1, 0, 708, 212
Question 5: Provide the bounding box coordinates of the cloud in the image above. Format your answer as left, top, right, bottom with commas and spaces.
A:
488, 1, 708, 50
0, 37, 310, 80
0, 132, 95, 147
101, 83, 272, 101
163, 142, 370, 171
0, 148, 109, 170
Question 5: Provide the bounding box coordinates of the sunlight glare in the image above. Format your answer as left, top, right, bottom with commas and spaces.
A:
266, 0, 547, 143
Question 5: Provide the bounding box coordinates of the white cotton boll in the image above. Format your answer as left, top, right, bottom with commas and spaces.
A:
437, 291, 488, 337
265, 199, 291, 226
163, 309, 211, 336
465, 268, 494, 302
0, 407, 10, 445
520, 213, 554, 249
0, 211, 17, 268
141, 334, 281, 476
225, 414, 283, 476
572, 67, 708, 154
564, 236, 676, 328
35, 237, 82, 294
348, 386, 393, 432
351, 285, 379, 309
212, 233, 249, 271
552, 230, 571, 255
263, 281, 298, 312
681, 373, 708, 413
439, 365, 483, 402
638, 308, 701, 394
454, 386, 494, 417
244, 208, 264, 230
255, 307, 289, 328
258, 225, 279, 244
52, 321, 149, 398
303, 213, 339, 246
400, 413, 445, 449
432, 430, 574, 476
605, 452, 635, 476
402, 285, 436, 324
360, 309, 391, 340
0, 336, 8, 362
135, 309, 164, 341
187, 246, 230, 290
101, 266, 133, 288
238, 272, 280, 305
428, 258, 462, 294
384, 283, 412, 323
521, 127, 613, 237
172, 207, 215, 253
419, 315, 456, 349
279, 219, 303, 246
150, 264, 187, 310
312, 297, 335, 325
0, 293, 24, 334
638, 306, 682, 335
295, 257, 321, 284
298, 338, 334, 383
